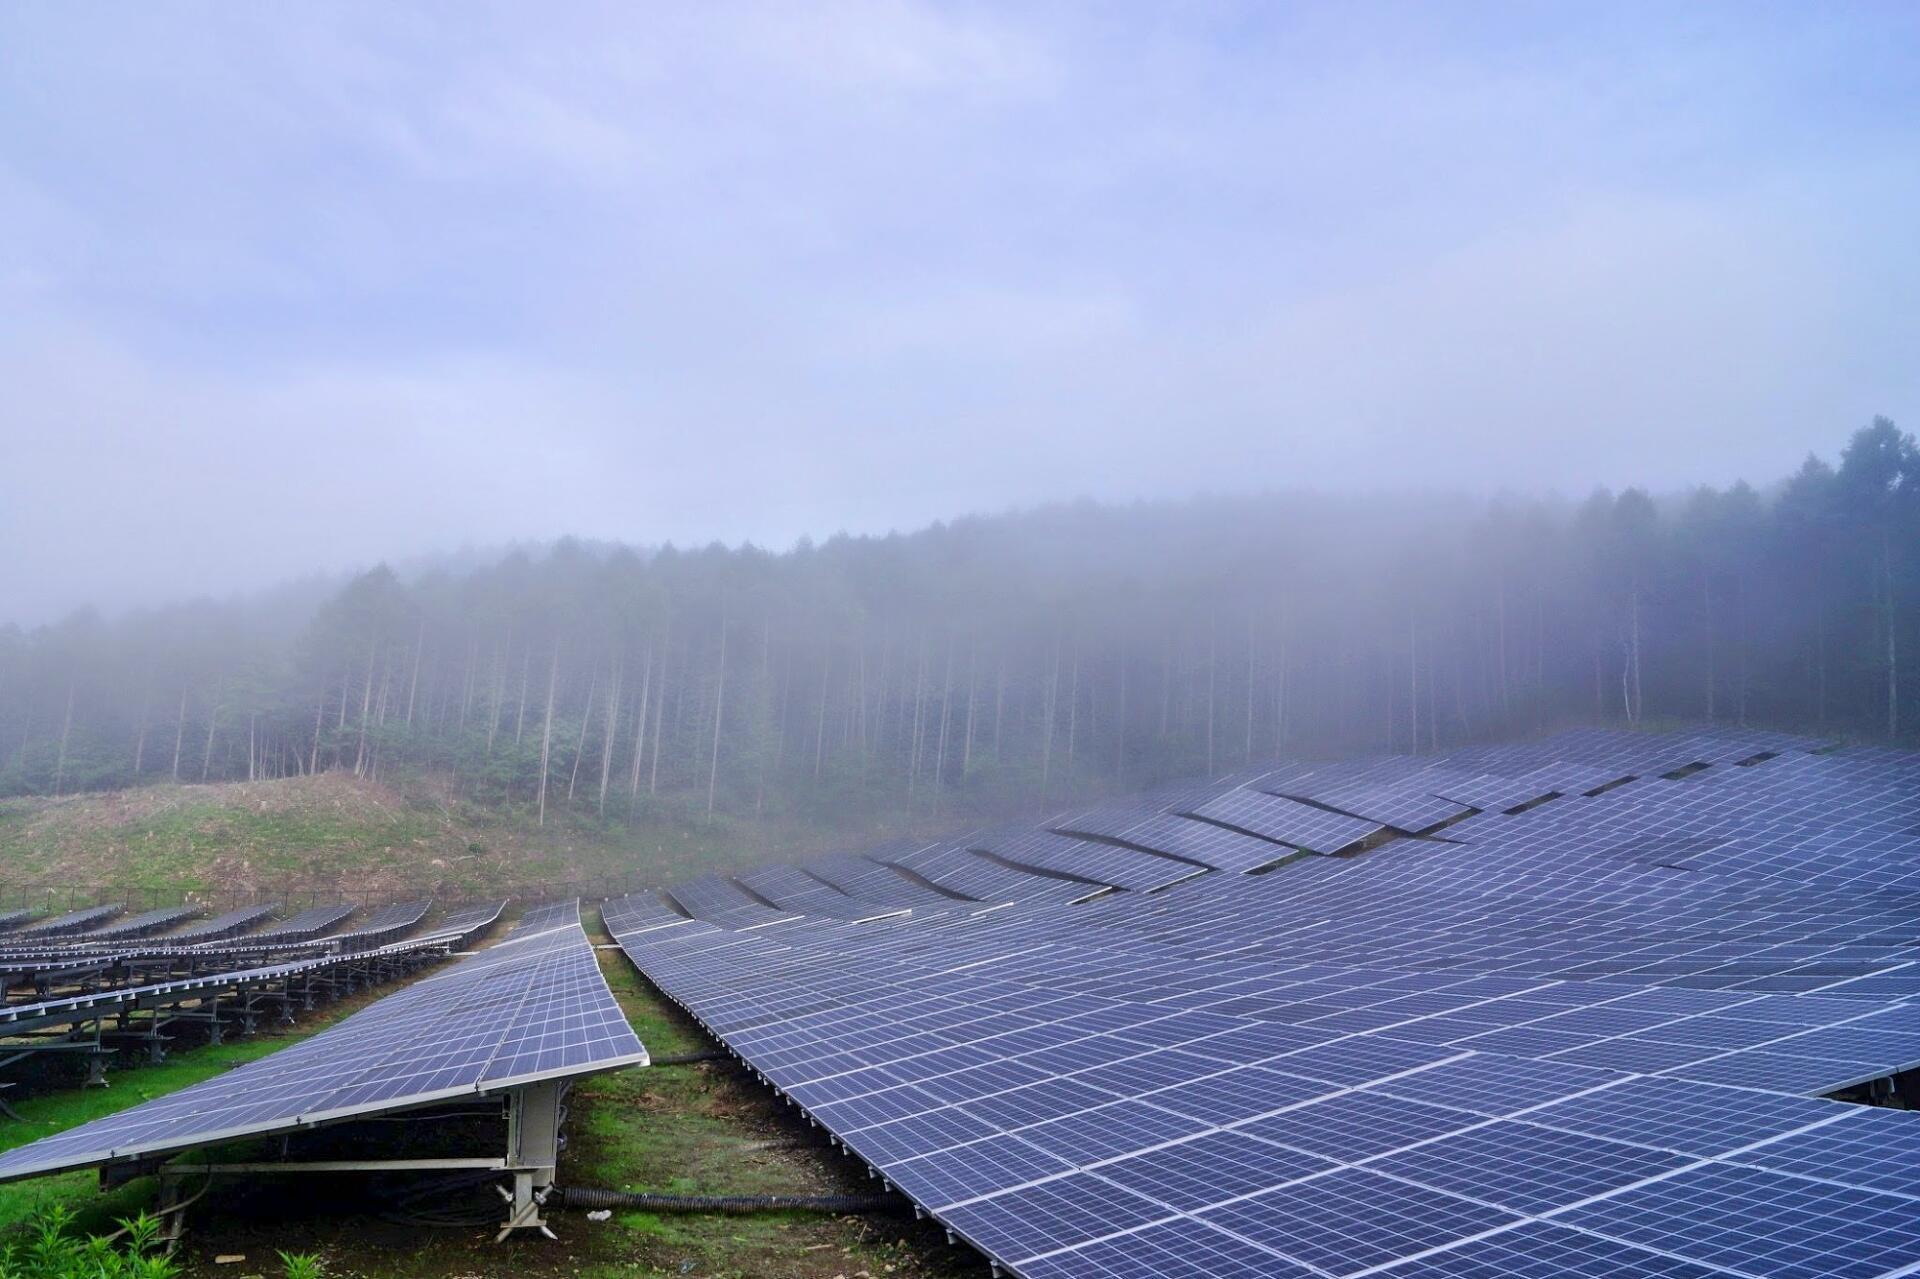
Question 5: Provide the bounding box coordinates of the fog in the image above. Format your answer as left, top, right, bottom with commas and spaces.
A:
2, 2, 1917, 625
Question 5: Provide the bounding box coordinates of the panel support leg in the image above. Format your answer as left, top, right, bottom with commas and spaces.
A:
496, 1080, 562, 1241
156, 1169, 188, 1255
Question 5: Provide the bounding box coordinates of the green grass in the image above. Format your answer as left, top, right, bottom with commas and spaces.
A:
546, 933, 971, 1279
0, 772, 979, 909
0, 784, 456, 899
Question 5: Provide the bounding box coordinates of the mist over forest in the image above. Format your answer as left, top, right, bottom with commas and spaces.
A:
4, 419, 1913, 820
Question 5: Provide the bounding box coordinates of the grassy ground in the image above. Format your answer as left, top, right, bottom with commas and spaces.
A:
154, 926, 977, 1278
0, 914, 977, 1279
0, 775, 995, 1275
0, 773, 976, 909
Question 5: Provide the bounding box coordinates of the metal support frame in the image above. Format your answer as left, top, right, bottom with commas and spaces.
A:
497, 1080, 563, 1240
134, 1080, 568, 1250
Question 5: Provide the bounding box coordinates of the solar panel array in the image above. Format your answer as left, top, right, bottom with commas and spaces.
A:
15, 903, 125, 939
160, 903, 281, 945
77, 904, 204, 942
610, 727, 1920, 1279
0, 909, 499, 1034
0, 908, 41, 934
238, 902, 357, 946
318, 899, 432, 951
0, 898, 644, 1184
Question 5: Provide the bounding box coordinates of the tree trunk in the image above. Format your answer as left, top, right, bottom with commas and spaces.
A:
907, 634, 927, 796
1629, 580, 1644, 722
629, 642, 654, 804
486, 639, 504, 756
1041, 636, 1058, 792
934, 638, 954, 788
310, 694, 324, 774
1496, 575, 1510, 718
201, 687, 220, 782
993, 650, 1006, 757
650, 634, 667, 795
597, 658, 621, 816
353, 643, 376, 777
566, 668, 599, 802
1065, 635, 1079, 775
813, 644, 830, 781
536, 644, 559, 826
515, 646, 531, 747
52, 683, 74, 795
707, 623, 728, 819
404, 621, 424, 727
172, 688, 187, 781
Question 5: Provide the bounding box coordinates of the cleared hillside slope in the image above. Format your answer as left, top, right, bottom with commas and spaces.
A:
0, 773, 898, 903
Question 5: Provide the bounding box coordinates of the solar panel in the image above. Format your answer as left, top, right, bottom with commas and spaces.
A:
15, 903, 125, 939
0, 900, 644, 1185
1369, 1220, 1733, 1278
1557, 1163, 1920, 1279
78, 904, 204, 941
159, 903, 281, 945
804, 852, 963, 909
607, 729, 1920, 1279
232, 902, 356, 946
1194, 1168, 1522, 1275
1183, 789, 1379, 854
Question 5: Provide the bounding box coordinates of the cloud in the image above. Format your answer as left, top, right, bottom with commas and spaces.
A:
0, 2, 1916, 623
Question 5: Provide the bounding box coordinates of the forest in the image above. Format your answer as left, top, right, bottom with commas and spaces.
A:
2, 419, 1914, 823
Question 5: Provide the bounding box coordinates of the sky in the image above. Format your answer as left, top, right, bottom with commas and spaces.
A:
2, 1, 1917, 625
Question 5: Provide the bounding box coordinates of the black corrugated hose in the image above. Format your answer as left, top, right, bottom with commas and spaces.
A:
553, 1185, 905, 1214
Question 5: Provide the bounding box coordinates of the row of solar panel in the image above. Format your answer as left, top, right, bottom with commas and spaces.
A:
0, 898, 645, 1183
0, 899, 451, 950
609, 726, 1920, 1279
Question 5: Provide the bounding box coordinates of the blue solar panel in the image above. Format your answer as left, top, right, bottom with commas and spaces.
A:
609, 729, 1919, 1279
1018, 1217, 1316, 1279
0, 901, 644, 1183
1371, 1220, 1732, 1278
1370, 1120, 1692, 1213
1195, 1168, 1521, 1275
1558, 1163, 1920, 1279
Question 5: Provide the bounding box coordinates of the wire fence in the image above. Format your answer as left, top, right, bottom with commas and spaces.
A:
0, 874, 668, 920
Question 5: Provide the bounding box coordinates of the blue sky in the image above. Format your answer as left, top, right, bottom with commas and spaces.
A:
2, 2, 1916, 622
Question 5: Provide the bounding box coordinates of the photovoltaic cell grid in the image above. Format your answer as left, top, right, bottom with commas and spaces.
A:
228, 902, 357, 947
804, 852, 964, 909
321, 900, 432, 950
0, 900, 645, 1184
613, 727, 1920, 1279
77, 904, 204, 941
883, 839, 1094, 905
161, 903, 281, 945
0, 913, 499, 1029
973, 828, 1209, 893
14, 903, 125, 939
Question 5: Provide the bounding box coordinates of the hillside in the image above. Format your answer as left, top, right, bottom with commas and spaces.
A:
0, 772, 944, 906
